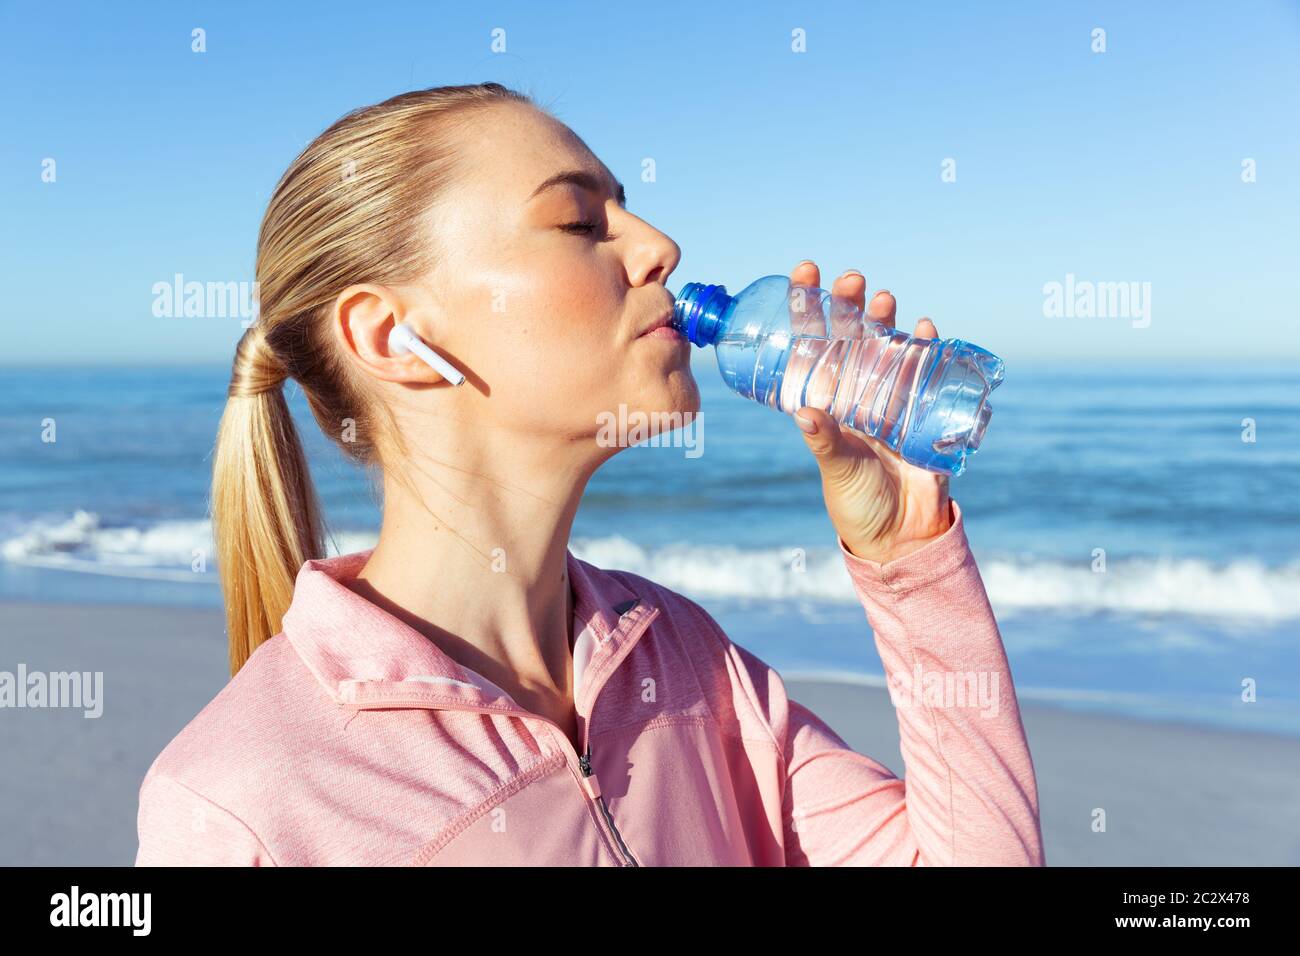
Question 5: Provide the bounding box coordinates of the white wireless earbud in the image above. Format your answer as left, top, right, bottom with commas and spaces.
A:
387, 322, 466, 386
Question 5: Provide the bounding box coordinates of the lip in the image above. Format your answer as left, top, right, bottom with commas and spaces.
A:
641, 325, 687, 343
637, 310, 679, 338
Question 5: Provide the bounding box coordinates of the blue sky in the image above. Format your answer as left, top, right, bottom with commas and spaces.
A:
2, 0, 1297, 366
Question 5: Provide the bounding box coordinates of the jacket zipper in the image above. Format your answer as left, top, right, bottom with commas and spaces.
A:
342, 603, 660, 867
570, 602, 652, 868
579, 743, 639, 867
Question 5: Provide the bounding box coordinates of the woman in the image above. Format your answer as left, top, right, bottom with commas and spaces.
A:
134, 83, 1043, 866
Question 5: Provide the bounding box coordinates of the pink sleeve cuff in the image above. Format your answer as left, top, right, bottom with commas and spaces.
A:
836, 498, 973, 595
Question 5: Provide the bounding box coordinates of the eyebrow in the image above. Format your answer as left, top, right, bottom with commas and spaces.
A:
528, 169, 626, 208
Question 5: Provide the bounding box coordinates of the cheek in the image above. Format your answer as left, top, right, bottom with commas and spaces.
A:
468, 242, 613, 338
458, 255, 623, 416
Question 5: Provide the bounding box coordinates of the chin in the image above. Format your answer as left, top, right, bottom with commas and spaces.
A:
650, 367, 701, 419
592, 371, 702, 450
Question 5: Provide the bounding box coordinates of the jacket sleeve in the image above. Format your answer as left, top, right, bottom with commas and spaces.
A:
135, 767, 276, 866
776, 497, 1044, 866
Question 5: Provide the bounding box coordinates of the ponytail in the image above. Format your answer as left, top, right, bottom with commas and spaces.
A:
212, 324, 325, 675
211, 82, 535, 675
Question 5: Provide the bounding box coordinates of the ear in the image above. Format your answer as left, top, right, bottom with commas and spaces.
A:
333, 283, 451, 385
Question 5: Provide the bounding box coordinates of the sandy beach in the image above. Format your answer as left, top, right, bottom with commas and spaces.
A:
3, 599, 1298, 867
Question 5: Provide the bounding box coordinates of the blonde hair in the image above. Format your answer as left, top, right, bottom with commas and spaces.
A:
212, 83, 534, 676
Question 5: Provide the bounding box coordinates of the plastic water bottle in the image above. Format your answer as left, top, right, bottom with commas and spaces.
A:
671, 275, 1005, 476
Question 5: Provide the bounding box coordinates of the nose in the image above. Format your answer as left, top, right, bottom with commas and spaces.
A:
622, 211, 680, 288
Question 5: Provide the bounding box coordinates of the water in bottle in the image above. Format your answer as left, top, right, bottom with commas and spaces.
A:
671, 275, 1005, 476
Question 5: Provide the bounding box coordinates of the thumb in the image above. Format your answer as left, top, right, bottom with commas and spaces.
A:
794, 406, 852, 480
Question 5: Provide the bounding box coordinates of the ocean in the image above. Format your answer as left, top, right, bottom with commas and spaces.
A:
2, 359, 1298, 737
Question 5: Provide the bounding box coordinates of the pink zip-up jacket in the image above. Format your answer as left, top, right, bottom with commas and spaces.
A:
134, 498, 1044, 866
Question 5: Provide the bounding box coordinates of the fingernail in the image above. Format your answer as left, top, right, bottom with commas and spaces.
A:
839, 269, 863, 280
796, 259, 814, 268
795, 413, 817, 434
874, 289, 891, 298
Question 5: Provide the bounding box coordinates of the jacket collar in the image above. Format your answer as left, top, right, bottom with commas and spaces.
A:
281, 546, 660, 717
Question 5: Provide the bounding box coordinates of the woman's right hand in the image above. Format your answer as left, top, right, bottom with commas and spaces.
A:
786, 260, 953, 565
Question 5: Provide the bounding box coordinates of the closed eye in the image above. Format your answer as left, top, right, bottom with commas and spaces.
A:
560, 220, 618, 241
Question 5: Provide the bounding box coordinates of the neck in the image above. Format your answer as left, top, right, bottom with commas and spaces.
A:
348, 428, 605, 706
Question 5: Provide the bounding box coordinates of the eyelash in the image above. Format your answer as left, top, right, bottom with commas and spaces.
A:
561, 220, 617, 241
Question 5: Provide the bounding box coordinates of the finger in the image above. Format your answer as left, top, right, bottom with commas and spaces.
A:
793, 405, 857, 482
829, 270, 867, 337
866, 289, 897, 331
790, 259, 820, 288
789, 260, 823, 335
830, 270, 866, 313
914, 317, 938, 339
